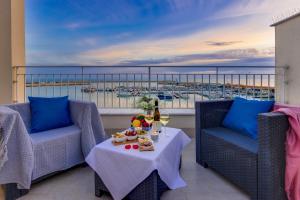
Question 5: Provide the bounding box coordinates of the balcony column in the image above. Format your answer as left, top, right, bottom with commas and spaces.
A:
274, 14, 300, 104
0, 0, 25, 104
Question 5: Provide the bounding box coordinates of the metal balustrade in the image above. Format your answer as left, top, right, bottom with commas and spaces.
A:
13, 66, 275, 109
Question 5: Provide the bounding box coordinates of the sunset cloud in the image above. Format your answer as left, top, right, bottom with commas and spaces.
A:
117, 48, 275, 66
205, 41, 243, 47
26, 0, 298, 66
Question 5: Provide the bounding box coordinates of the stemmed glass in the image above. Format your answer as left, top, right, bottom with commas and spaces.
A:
160, 110, 170, 137
144, 111, 154, 132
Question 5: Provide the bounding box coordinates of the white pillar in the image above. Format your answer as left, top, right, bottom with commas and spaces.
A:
0, 0, 25, 104
274, 15, 300, 105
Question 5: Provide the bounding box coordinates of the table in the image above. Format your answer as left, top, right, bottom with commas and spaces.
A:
86, 127, 191, 200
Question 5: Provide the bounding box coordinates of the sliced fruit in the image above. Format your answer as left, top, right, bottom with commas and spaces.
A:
132, 119, 141, 127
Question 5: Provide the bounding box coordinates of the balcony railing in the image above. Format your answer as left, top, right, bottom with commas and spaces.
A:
13, 66, 275, 109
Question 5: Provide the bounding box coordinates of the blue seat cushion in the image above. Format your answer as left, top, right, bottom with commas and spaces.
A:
29, 96, 73, 133
222, 97, 274, 139
202, 127, 258, 153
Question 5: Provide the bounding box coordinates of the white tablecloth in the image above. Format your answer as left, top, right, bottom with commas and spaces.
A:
85, 127, 191, 200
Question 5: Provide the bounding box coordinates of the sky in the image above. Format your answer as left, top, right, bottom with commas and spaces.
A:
25, 0, 300, 66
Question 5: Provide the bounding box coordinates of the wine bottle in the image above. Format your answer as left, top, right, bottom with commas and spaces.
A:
153, 99, 160, 121
152, 99, 161, 132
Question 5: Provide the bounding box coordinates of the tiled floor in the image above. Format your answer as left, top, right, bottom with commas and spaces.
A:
1, 131, 249, 200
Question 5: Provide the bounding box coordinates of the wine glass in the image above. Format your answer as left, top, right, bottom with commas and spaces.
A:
160, 110, 170, 137
144, 111, 154, 132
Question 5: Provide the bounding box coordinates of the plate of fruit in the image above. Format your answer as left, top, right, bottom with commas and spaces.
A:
125, 130, 138, 140
131, 114, 151, 131
112, 132, 127, 143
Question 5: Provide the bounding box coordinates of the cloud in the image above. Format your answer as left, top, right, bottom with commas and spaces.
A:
75, 18, 274, 66
205, 41, 243, 46
65, 22, 83, 29
75, 37, 100, 46
117, 47, 275, 66
30, 46, 273, 67
213, 0, 300, 22
166, 0, 201, 12
26, 50, 83, 66
27, 0, 287, 66
113, 32, 133, 40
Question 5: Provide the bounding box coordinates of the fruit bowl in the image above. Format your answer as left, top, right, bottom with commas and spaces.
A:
112, 133, 127, 143
127, 135, 138, 140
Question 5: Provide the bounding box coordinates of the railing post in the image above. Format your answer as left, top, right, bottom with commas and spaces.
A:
81, 66, 84, 100
148, 66, 151, 97
13, 66, 18, 103
268, 74, 270, 100
282, 65, 289, 103
222, 74, 225, 98
275, 65, 288, 103
12, 66, 26, 103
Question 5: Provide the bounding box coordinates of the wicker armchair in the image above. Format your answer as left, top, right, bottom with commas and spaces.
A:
195, 100, 289, 200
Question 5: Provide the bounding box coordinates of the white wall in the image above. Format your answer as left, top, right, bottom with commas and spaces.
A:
101, 113, 195, 130
275, 15, 300, 105
100, 109, 195, 136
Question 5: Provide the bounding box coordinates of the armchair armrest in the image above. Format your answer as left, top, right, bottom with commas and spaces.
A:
195, 100, 233, 164
195, 100, 233, 130
69, 100, 91, 123
69, 100, 106, 145
257, 112, 289, 200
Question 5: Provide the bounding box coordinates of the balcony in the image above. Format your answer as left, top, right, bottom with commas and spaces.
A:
1, 65, 278, 200
1, 0, 298, 199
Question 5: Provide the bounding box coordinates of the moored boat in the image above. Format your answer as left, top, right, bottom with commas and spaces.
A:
157, 92, 173, 100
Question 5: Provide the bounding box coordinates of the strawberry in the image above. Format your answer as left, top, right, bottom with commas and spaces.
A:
125, 145, 131, 150
131, 116, 136, 122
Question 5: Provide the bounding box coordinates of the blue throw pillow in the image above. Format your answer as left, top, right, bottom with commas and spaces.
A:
29, 96, 73, 133
222, 97, 274, 139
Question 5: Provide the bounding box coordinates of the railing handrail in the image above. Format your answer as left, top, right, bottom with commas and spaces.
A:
15, 73, 276, 76
13, 65, 275, 68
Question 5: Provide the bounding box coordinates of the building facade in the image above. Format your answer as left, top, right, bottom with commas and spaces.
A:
272, 13, 300, 105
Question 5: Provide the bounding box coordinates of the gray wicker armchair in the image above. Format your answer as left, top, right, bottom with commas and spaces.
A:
195, 100, 289, 200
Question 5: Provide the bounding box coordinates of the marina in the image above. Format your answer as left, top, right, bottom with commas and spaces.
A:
24, 79, 275, 109
79, 80, 275, 100
17, 66, 275, 109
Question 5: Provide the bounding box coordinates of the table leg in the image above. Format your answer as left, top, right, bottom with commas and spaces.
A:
94, 173, 104, 197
